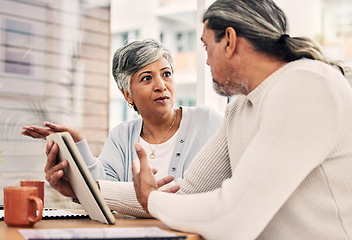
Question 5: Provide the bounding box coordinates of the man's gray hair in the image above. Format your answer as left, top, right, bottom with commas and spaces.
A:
112, 39, 175, 93
203, 0, 348, 75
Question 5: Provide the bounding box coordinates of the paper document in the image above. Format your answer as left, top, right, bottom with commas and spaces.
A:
19, 227, 186, 239
0, 209, 88, 220
41, 209, 88, 219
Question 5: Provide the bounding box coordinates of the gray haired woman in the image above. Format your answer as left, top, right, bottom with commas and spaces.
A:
22, 39, 223, 182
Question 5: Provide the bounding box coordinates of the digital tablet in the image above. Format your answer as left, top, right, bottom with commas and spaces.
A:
47, 132, 116, 225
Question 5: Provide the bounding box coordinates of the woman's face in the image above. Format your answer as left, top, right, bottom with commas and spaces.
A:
125, 57, 176, 117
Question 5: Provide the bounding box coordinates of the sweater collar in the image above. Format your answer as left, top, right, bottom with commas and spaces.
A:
245, 59, 304, 104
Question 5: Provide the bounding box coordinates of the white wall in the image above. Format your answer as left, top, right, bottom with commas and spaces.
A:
110, 0, 159, 37
275, 0, 322, 39
196, 0, 227, 113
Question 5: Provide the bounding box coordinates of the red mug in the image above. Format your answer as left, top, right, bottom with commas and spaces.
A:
20, 180, 45, 205
4, 186, 43, 227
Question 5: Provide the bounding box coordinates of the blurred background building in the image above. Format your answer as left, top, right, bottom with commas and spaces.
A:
0, 0, 351, 207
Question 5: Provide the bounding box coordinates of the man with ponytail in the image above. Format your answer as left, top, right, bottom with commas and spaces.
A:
133, 0, 352, 239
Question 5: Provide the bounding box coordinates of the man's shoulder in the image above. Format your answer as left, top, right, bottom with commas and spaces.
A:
286, 58, 341, 79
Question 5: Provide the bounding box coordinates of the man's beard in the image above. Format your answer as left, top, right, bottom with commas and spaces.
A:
213, 77, 249, 96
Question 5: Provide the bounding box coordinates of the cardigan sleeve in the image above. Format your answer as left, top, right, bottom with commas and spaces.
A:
76, 138, 106, 180
75, 131, 127, 181
76, 119, 141, 181
147, 69, 339, 239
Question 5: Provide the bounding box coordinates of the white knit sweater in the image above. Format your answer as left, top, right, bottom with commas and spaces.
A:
100, 59, 352, 239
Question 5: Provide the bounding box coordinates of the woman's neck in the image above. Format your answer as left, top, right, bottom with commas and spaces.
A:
142, 108, 180, 144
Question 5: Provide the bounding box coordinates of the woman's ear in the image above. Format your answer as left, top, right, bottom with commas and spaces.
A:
224, 27, 237, 58
121, 89, 133, 104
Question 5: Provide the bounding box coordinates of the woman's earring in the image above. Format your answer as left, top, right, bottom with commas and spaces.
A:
128, 102, 134, 108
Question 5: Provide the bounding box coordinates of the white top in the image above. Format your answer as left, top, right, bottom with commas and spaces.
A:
138, 130, 179, 180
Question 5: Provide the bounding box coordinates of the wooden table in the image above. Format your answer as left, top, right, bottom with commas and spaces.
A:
0, 211, 201, 240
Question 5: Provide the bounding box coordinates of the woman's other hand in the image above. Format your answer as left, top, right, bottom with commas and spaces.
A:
21, 122, 83, 142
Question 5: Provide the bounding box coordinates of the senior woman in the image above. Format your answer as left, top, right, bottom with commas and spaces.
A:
21, 39, 222, 183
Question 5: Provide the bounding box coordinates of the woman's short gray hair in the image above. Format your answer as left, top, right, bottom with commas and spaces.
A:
112, 39, 175, 93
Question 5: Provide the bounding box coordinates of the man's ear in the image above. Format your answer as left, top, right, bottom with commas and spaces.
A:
224, 27, 237, 58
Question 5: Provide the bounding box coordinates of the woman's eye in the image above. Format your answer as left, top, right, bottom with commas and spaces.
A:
141, 76, 152, 82
163, 71, 172, 77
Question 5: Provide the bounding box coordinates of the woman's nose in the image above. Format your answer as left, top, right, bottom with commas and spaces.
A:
154, 77, 166, 91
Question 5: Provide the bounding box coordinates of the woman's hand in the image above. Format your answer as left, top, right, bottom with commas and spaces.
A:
21, 122, 83, 142
44, 140, 76, 199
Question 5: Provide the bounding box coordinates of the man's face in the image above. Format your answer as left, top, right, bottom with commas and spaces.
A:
201, 21, 249, 96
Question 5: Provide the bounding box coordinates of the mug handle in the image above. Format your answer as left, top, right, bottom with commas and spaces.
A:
28, 196, 43, 223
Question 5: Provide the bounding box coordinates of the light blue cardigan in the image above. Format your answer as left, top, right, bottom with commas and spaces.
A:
76, 106, 223, 181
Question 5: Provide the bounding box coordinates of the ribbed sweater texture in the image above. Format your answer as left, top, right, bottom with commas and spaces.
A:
101, 59, 352, 239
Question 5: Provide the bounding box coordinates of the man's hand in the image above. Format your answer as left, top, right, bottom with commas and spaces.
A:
44, 140, 76, 199
132, 143, 158, 213
157, 176, 180, 193
132, 143, 160, 213
133, 143, 181, 213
